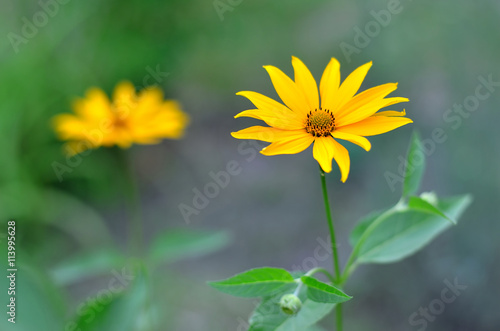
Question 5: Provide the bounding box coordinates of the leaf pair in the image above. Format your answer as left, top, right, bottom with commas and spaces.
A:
209, 267, 352, 330
346, 131, 472, 267
209, 268, 350, 303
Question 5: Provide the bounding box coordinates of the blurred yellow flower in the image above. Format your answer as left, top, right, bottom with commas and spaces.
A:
231, 57, 412, 182
53, 81, 189, 155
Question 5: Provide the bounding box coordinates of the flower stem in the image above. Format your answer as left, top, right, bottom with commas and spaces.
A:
319, 166, 343, 331
119, 150, 155, 331
336, 303, 343, 331
120, 149, 143, 257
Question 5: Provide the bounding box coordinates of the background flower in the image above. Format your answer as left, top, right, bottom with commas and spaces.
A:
53, 81, 189, 155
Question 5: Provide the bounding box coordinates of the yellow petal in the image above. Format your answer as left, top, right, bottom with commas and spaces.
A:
131, 87, 165, 121
313, 136, 350, 182
237, 91, 291, 113
329, 61, 373, 113
231, 126, 306, 143
113, 81, 136, 101
372, 109, 406, 117
292, 56, 319, 110
236, 91, 304, 129
234, 109, 261, 121
331, 131, 371, 151
320, 58, 341, 111
260, 132, 314, 155
336, 115, 413, 137
135, 101, 189, 140
74, 88, 112, 121
113, 82, 138, 121
335, 83, 398, 119
138, 85, 164, 100
52, 114, 90, 140
235, 109, 304, 130
337, 97, 409, 127
263, 65, 309, 116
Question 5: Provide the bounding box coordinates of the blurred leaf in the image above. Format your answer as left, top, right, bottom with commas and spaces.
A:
409, 196, 455, 224
249, 291, 335, 331
40, 189, 112, 246
72, 267, 151, 331
349, 210, 384, 247
403, 131, 426, 197
0, 259, 65, 331
149, 229, 230, 265
209, 268, 296, 298
305, 326, 327, 331
50, 248, 126, 286
0, 181, 41, 221
353, 195, 472, 264
301, 276, 351, 304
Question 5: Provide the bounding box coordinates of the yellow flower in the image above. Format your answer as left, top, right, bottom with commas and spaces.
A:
231, 57, 412, 182
53, 81, 189, 155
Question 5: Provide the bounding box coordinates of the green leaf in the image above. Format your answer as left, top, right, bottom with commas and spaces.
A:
402, 131, 426, 197
209, 268, 296, 297
41, 188, 113, 246
349, 210, 384, 247
0, 259, 65, 331
301, 276, 352, 304
409, 196, 455, 224
72, 268, 150, 331
248, 292, 335, 331
149, 229, 230, 265
305, 326, 327, 331
0, 187, 112, 246
50, 248, 125, 285
354, 195, 471, 264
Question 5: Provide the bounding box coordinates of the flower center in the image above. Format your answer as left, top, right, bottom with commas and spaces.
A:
305, 108, 335, 137
111, 115, 128, 129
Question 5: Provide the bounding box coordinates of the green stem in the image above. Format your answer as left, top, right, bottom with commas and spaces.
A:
120, 149, 144, 257
336, 304, 343, 331
319, 167, 343, 331
119, 150, 153, 331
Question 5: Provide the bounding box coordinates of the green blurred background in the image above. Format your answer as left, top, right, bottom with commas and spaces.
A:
1, 0, 499, 330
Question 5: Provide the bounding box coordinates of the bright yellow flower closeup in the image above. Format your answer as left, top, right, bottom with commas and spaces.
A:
231, 57, 412, 182
53, 81, 189, 155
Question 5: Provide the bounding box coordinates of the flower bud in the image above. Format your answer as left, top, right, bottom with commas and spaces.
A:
420, 192, 438, 206
279, 294, 302, 315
